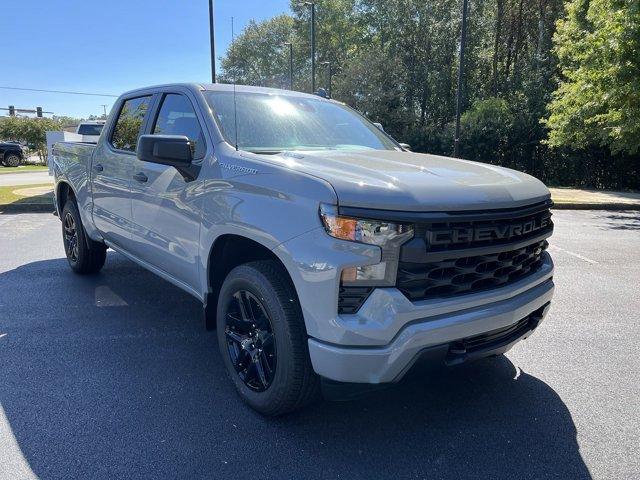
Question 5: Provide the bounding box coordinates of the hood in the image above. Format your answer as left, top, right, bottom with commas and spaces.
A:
267, 149, 550, 212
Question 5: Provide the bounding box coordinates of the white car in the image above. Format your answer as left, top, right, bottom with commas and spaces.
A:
75, 121, 105, 142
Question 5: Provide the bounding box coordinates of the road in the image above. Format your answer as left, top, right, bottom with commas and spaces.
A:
0, 170, 52, 187
0, 211, 638, 479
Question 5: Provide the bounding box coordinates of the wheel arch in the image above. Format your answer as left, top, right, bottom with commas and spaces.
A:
55, 181, 75, 215
203, 234, 302, 332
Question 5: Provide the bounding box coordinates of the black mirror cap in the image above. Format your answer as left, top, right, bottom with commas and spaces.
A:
137, 134, 193, 166
136, 134, 200, 182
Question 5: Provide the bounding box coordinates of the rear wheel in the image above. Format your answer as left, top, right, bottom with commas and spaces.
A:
61, 199, 106, 274
216, 260, 319, 416
4, 154, 21, 167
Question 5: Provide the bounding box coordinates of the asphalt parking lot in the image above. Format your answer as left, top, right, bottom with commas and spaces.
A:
0, 210, 638, 479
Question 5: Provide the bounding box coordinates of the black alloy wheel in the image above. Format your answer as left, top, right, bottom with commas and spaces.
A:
216, 261, 320, 416
61, 199, 107, 274
63, 211, 80, 263
223, 290, 277, 392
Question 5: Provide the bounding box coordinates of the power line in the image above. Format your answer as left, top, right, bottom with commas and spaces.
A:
0, 86, 118, 97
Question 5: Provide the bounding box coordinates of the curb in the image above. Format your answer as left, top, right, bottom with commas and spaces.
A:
552, 203, 640, 211
0, 203, 54, 214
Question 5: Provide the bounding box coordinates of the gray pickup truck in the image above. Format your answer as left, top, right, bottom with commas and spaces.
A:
52, 83, 554, 415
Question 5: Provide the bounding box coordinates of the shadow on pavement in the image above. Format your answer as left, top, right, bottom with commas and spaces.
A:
0, 254, 591, 479
600, 211, 640, 230
0, 190, 53, 213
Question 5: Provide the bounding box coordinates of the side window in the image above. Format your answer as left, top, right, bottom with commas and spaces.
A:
111, 96, 152, 152
152, 94, 206, 159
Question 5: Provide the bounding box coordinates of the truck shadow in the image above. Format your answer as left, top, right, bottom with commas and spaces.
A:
0, 254, 591, 479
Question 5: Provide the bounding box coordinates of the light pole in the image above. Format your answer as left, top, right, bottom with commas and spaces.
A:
100, 104, 107, 116
209, 0, 216, 83
321, 61, 332, 98
301, 2, 316, 93
283, 42, 294, 90
453, 0, 469, 157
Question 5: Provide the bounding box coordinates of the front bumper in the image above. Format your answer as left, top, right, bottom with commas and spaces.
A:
274, 227, 555, 384
308, 276, 554, 384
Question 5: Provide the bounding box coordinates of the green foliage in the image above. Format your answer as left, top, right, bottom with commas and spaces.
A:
0, 116, 63, 163
459, 98, 515, 162
545, 0, 640, 155
219, 15, 296, 88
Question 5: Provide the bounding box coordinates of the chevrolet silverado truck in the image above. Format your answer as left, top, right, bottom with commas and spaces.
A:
52, 83, 554, 415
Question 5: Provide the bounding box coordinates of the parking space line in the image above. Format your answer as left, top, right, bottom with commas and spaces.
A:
548, 245, 598, 264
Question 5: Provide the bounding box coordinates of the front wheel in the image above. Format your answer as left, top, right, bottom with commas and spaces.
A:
61, 199, 107, 274
4, 154, 21, 167
216, 260, 319, 416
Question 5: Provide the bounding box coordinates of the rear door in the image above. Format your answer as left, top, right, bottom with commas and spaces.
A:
92, 95, 152, 250
128, 90, 207, 292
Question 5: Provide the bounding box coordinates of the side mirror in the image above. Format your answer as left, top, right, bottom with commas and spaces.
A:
373, 122, 385, 132
137, 134, 199, 181
399, 143, 411, 151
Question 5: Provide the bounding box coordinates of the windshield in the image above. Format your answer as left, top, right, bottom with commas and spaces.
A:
204, 91, 397, 153
77, 124, 103, 136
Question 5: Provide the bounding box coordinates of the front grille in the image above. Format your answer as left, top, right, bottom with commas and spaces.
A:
397, 240, 548, 301
336, 201, 553, 314
396, 201, 553, 303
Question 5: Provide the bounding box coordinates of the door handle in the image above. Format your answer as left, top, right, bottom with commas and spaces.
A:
93, 163, 103, 172
133, 172, 148, 183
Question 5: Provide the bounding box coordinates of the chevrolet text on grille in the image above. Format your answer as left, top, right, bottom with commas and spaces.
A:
427, 216, 552, 245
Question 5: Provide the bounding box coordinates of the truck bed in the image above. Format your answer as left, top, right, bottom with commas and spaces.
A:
52, 141, 95, 175
52, 141, 97, 225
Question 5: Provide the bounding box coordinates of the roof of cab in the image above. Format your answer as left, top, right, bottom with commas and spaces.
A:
119, 82, 330, 101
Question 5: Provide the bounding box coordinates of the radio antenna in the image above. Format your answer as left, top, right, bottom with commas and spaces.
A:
232, 16, 239, 151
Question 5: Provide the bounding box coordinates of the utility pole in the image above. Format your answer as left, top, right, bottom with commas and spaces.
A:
100, 104, 107, 116
283, 42, 294, 90
453, 0, 469, 158
302, 2, 316, 93
209, 0, 216, 83
321, 61, 332, 98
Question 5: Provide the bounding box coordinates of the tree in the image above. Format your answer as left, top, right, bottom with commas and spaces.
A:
459, 98, 515, 163
545, 0, 640, 154
219, 15, 296, 88
0, 116, 63, 163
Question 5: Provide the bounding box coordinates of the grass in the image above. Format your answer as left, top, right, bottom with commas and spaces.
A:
0, 183, 53, 205
0, 165, 48, 174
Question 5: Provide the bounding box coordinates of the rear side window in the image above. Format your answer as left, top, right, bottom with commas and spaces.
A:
111, 96, 152, 152
152, 94, 205, 159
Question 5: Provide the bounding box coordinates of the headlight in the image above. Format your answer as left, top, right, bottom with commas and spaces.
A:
319, 204, 413, 285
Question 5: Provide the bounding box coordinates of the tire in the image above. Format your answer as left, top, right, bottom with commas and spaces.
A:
61, 199, 107, 274
216, 260, 320, 416
4, 154, 21, 167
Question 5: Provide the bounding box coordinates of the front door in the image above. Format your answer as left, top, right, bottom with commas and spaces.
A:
128, 92, 207, 291
92, 95, 152, 250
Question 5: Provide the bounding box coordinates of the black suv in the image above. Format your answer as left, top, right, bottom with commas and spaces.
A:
0, 141, 24, 167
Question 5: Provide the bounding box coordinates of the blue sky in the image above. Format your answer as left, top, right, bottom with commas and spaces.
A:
1, 0, 290, 119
